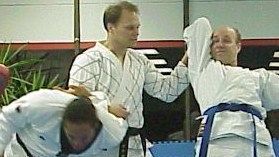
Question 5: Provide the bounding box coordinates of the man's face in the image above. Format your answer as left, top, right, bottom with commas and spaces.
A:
63, 121, 96, 152
210, 26, 241, 66
109, 9, 140, 48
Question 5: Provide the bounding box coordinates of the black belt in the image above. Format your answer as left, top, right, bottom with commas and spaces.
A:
119, 127, 147, 157
16, 134, 34, 157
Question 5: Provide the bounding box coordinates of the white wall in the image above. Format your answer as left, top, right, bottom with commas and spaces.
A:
0, 0, 183, 42
80, 0, 184, 41
190, 0, 279, 39
0, 0, 278, 42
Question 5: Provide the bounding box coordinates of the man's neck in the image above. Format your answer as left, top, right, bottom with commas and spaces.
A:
103, 40, 127, 64
229, 59, 238, 67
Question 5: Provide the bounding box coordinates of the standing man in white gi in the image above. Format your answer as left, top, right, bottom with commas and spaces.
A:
0, 85, 128, 157
184, 17, 279, 157
68, 1, 189, 157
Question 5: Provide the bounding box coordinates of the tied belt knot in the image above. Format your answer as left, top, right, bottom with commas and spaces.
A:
119, 127, 146, 157
199, 103, 263, 157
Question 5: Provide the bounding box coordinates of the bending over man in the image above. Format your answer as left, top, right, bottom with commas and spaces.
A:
0, 85, 128, 157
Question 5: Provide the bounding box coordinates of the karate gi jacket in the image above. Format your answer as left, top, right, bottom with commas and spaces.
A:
69, 42, 189, 150
0, 89, 128, 157
184, 17, 279, 146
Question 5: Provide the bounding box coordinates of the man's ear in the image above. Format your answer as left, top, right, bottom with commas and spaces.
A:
107, 23, 114, 33
236, 42, 241, 54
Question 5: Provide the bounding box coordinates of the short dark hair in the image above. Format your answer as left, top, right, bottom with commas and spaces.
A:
62, 97, 99, 127
103, 1, 139, 31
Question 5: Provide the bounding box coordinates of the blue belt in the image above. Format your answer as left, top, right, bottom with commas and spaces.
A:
199, 103, 263, 157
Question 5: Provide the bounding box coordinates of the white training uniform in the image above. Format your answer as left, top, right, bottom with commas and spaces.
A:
0, 89, 128, 157
184, 17, 279, 157
69, 42, 189, 157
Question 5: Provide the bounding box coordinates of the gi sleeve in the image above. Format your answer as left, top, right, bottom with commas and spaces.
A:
143, 53, 189, 103
89, 92, 128, 146
183, 17, 212, 86
69, 53, 100, 92
0, 93, 35, 154
0, 111, 15, 154
258, 69, 279, 111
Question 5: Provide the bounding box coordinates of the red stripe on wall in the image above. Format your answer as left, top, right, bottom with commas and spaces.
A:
241, 39, 279, 46
1, 39, 279, 51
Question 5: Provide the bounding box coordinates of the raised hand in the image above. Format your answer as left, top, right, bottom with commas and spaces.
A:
53, 85, 92, 97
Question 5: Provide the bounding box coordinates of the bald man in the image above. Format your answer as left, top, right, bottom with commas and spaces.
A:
184, 18, 279, 157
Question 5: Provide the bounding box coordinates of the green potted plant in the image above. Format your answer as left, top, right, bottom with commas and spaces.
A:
0, 44, 59, 106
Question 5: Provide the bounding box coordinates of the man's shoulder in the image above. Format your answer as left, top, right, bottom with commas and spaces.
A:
76, 43, 109, 62
127, 48, 148, 60
82, 47, 103, 57
22, 89, 76, 107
